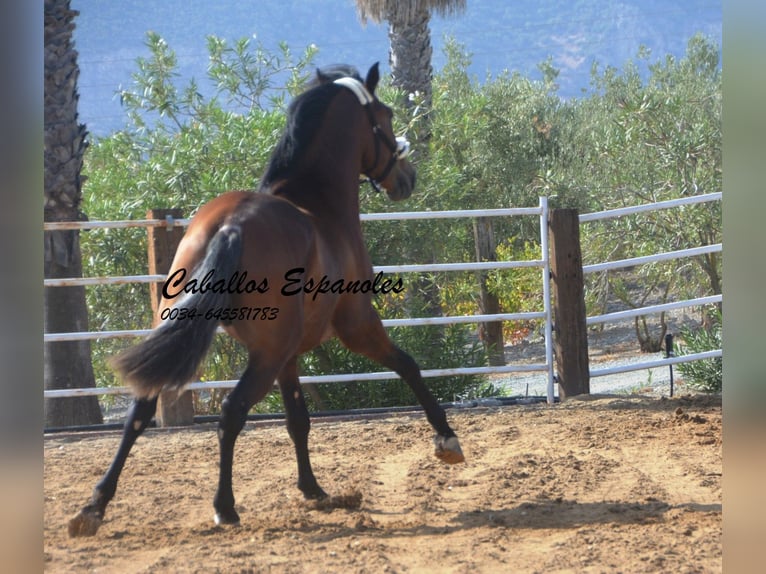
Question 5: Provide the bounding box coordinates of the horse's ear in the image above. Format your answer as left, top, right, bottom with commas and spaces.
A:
316, 67, 330, 84
365, 62, 380, 95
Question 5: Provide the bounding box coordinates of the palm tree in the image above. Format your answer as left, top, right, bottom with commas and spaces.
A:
355, 2, 469, 357
44, 0, 103, 427
356, 2, 505, 364
356, 0, 466, 118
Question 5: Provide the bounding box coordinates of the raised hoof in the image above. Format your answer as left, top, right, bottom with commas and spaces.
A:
213, 509, 241, 526
68, 508, 103, 538
434, 435, 465, 464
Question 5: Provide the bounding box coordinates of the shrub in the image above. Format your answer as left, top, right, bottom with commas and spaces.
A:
677, 307, 722, 393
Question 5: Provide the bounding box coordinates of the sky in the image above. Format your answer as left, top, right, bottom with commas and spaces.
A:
71, 0, 721, 136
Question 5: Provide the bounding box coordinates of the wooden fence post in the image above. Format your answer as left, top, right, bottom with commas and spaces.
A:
146, 208, 195, 426
548, 208, 590, 398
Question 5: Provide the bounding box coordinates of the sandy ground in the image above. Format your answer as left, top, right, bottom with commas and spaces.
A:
44, 393, 721, 573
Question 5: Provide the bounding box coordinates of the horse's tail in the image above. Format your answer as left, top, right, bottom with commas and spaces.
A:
111, 224, 243, 398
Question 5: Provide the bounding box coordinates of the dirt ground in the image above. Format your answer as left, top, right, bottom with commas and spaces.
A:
44, 394, 721, 573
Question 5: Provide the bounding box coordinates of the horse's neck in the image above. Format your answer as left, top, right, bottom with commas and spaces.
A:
263, 99, 367, 223
265, 143, 364, 223
265, 174, 361, 224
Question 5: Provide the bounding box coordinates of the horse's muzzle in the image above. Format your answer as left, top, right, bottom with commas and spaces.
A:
387, 161, 416, 201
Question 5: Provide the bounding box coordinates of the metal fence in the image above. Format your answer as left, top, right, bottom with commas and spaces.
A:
43, 197, 556, 402
579, 192, 722, 379
43, 192, 722, 405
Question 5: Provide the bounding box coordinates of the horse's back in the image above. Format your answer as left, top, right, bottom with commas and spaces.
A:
166, 190, 315, 307
186, 191, 313, 243
181, 191, 330, 350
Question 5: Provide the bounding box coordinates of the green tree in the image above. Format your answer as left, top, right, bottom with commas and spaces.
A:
549, 35, 722, 351
678, 306, 722, 393
355, 0, 466, 143
79, 30, 722, 410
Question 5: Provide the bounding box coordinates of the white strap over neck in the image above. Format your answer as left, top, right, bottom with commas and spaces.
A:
333, 77, 374, 105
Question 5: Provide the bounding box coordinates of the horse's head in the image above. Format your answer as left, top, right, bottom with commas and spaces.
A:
326, 63, 416, 201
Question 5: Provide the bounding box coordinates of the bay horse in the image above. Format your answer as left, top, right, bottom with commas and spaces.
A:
68, 63, 464, 537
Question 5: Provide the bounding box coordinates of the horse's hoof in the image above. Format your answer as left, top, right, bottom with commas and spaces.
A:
299, 478, 328, 500
302, 486, 329, 501
434, 435, 465, 464
213, 509, 241, 526
68, 508, 103, 537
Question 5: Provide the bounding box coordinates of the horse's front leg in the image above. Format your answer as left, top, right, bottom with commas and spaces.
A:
335, 313, 465, 464
277, 357, 327, 499
68, 396, 158, 537
381, 345, 465, 464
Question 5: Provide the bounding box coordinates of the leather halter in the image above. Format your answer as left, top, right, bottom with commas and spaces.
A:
333, 77, 410, 193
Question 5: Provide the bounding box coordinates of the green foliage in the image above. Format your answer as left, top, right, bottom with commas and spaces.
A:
677, 307, 722, 393
82, 33, 317, 405
79, 31, 722, 413
568, 34, 722, 347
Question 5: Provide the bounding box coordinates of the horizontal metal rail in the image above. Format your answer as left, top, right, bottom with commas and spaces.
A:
44, 311, 547, 343
43, 217, 190, 231
43, 363, 550, 398
589, 350, 722, 378
360, 207, 542, 221
44, 274, 165, 287
579, 192, 722, 223
586, 294, 722, 326
44, 259, 544, 288
582, 244, 721, 275
41, 207, 543, 232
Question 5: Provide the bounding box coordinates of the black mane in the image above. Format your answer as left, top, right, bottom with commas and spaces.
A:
260, 65, 363, 188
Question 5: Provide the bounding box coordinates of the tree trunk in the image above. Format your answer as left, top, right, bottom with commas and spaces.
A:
44, 0, 102, 427
44, 243, 103, 427
387, 4, 432, 101
386, 5, 441, 338
473, 218, 504, 365
387, 3, 433, 145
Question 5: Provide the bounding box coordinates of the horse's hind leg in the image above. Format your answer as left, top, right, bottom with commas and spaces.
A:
336, 317, 465, 464
277, 357, 327, 500
68, 396, 158, 537
213, 354, 279, 526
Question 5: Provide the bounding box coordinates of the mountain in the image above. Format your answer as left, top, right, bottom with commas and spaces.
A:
72, 0, 721, 137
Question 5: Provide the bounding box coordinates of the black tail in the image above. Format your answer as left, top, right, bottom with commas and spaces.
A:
111, 224, 243, 398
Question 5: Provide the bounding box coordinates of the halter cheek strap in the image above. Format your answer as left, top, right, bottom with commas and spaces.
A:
333, 77, 410, 193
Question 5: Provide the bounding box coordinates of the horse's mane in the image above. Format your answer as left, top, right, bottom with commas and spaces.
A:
260, 65, 363, 188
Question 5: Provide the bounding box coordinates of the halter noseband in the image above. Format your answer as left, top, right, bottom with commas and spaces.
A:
333, 77, 410, 193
